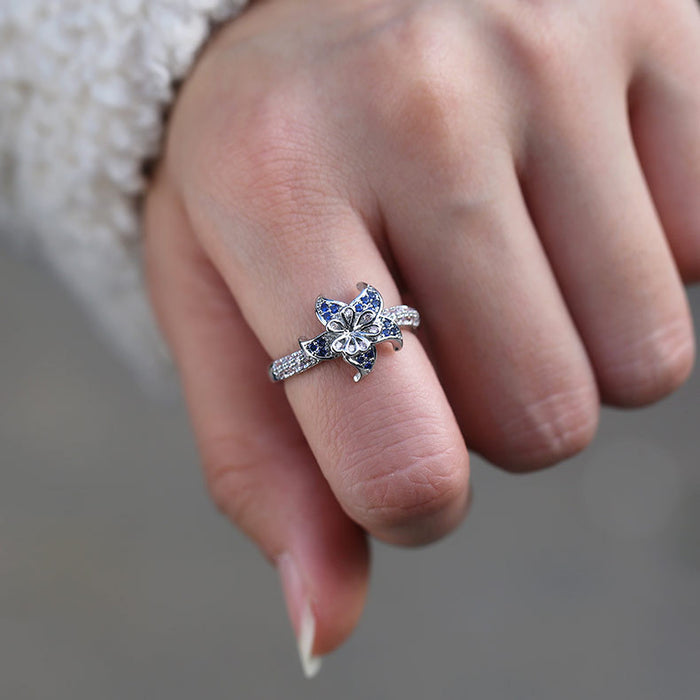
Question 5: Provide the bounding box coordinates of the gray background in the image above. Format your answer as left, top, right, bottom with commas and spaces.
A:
1, 250, 698, 700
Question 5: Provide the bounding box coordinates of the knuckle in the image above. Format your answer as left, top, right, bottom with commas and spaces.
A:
199, 433, 264, 525
365, 6, 479, 172
194, 84, 350, 264
496, 381, 599, 471
376, 1, 458, 70
231, 115, 324, 209
333, 405, 469, 535
384, 72, 468, 175
357, 452, 468, 534
487, 1, 579, 91
600, 316, 696, 405
200, 84, 336, 218
358, 5, 510, 189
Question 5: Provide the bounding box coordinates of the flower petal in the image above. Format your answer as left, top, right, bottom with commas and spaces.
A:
331, 334, 348, 354
326, 318, 346, 333
375, 315, 403, 349
315, 297, 346, 326
360, 322, 382, 338
299, 331, 337, 360
347, 283, 383, 322
343, 345, 377, 382
354, 335, 372, 353
343, 335, 359, 356
340, 306, 356, 328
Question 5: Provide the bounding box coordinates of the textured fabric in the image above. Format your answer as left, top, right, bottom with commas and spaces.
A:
0, 0, 249, 393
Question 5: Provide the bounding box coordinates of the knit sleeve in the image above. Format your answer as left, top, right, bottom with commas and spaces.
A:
0, 0, 249, 394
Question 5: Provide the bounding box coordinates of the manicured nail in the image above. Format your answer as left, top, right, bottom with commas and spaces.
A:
297, 598, 322, 678
277, 553, 322, 678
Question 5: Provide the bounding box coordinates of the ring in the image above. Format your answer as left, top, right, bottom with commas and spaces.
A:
268, 282, 420, 383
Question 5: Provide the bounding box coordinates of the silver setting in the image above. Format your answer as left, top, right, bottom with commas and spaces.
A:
269, 282, 420, 383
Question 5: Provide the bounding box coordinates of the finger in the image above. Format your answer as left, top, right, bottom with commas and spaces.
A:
379, 146, 599, 472
180, 146, 470, 547
628, 0, 700, 283
143, 180, 369, 665
522, 73, 695, 407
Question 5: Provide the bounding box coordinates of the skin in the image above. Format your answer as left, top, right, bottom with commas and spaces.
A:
143, 0, 700, 658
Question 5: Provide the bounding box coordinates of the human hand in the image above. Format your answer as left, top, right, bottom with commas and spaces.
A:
143, 0, 699, 673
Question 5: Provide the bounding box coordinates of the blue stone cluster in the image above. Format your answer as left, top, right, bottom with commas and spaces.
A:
307, 335, 333, 358
380, 317, 397, 337
318, 300, 341, 322
354, 349, 376, 370
354, 288, 381, 313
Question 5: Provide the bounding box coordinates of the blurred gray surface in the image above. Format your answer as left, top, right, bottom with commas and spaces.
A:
1, 251, 699, 700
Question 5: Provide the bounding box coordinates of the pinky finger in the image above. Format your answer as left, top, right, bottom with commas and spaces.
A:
143, 178, 369, 675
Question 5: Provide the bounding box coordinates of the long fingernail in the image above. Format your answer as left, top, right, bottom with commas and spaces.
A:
277, 553, 322, 678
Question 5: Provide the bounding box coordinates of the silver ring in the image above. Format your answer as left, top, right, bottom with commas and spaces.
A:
269, 282, 420, 383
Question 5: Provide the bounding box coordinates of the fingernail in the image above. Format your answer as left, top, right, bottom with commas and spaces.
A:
277, 553, 322, 678
297, 598, 322, 678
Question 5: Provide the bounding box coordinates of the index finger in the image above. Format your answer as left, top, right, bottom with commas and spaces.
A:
186, 177, 470, 546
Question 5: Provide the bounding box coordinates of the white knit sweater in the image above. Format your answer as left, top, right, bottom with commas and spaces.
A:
0, 0, 249, 392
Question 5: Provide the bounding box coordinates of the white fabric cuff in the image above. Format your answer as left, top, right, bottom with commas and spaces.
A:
0, 0, 249, 394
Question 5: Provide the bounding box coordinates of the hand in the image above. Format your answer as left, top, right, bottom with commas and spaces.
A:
143, 0, 700, 669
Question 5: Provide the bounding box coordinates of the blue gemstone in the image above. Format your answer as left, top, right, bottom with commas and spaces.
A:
355, 303, 363, 311
323, 312, 331, 321
330, 304, 339, 313
364, 362, 372, 369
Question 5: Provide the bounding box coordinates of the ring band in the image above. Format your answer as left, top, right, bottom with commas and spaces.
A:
268, 283, 420, 383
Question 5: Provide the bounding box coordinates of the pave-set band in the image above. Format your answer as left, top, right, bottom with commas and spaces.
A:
269, 283, 420, 383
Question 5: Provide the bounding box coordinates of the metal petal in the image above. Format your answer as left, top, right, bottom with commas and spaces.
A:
340, 305, 355, 328
354, 335, 372, 353
343, 345, 377, 382
355, 310, 376, 328
347, 282, 383, 323
360, 322, 382, 338
343, 335, 359, 356
315, 296, 346, 326
326, 318, 346, 333
299, 331, 337, 360
331, 334, 349, 354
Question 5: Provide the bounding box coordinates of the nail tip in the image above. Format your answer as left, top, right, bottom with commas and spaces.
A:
297, 600, 323, 679
301, 653, 323, 679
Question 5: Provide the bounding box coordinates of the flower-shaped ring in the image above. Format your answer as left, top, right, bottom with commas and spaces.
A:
268, 283, 420, 383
